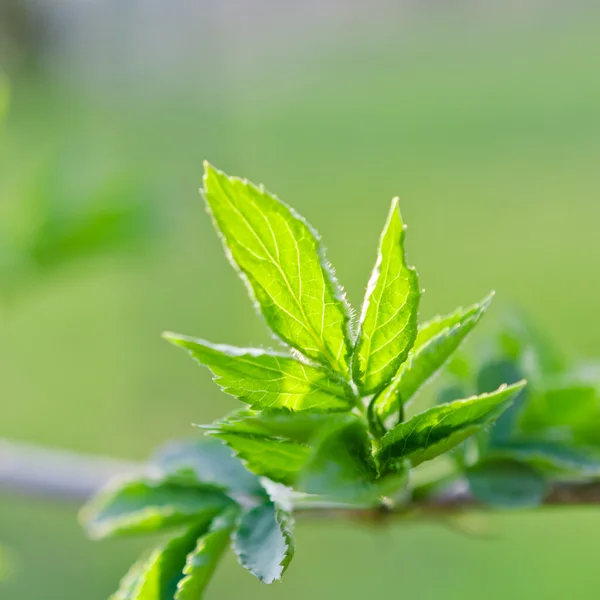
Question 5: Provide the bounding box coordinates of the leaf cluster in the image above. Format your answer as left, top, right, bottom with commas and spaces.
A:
82, 164, 549, 598
437, 314, 600, 507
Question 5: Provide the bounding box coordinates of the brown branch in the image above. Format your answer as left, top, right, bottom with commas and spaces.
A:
2, 438, 600, 518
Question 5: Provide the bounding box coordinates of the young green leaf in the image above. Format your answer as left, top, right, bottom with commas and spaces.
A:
210, 432, 311, 486
203, 163, 352, 375
233, 501, 295, 584
206, 410, 339, 444
175, 509, 238, 599
298, 416, 406, 503
164, 333, 353, 412
467, 459, 547, 508
375, 294, 493, 421
125, 522, 209, 600
352, 198, 419, 394
152, 437, 265, 497
81, 478, 233, 539
378, 381, 526, 470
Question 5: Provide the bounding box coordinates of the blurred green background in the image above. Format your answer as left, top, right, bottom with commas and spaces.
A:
1, 3, 600, 599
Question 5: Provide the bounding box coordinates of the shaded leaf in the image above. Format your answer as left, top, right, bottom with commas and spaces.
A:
487, 440, 600, 476
203, 163, 352, 375
376, 294, 493, 421
175, 508, 238, 599
233, 501, 295, 584
378, 381, 525, 470
164, 333, 353, 412
352, 198, 419, 394
476, 359, 527, 445
298, 416, 405, 503
81, 478, 232, 539
467, 459, 546, 508
519, 383, 598, 437
152, 437, 265, 497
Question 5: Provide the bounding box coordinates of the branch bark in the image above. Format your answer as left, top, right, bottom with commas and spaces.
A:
2, 437, 600, 518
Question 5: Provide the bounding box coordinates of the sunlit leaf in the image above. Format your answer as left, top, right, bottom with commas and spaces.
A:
352, 198, 419, 395
205, 410, 339, 444
375, 294, 493, 421
203, 163, 352, 375
233, 501, 295, 584
209, 431, 311, 486
81, 478, 232, 539
378, 381, 525, 470
164, 333, 353, 412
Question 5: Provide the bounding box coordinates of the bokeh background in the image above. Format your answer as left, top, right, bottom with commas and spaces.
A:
1, 1, 600, 598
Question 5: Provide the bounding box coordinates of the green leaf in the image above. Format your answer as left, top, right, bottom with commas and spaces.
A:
202, 163, 352, 375
233, 501, 295, 584
378, 381, 526, 470
487, 440, 600, 476
467, 459, 546, 508
519, 383, 598, 436
298, 416, 405, 503
175, 509, 237, 599
126, 522, 209, 600
152, 437, 265, 497
352, 198, 419, 394
164, 333, 353, 412
205, 410, 339, 444
375, 294, 493, 421
210, 432, 311, 486
81, 478, 233, 539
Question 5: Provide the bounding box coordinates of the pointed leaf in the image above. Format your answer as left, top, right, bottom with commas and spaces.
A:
376, 294, 493, 421
164, 333, 353, 412
210, 432, 311, 486
352, 198, 419, 394
205, 410, 339, 444
153, 437, 265, 497
467, 459, 546, 508
233, 501, 295, 584
203, 163, 352, 375
175, 509, 238, 599
378, 381, 526, 469
128, 522, 209, 600
81, 478, 232, 539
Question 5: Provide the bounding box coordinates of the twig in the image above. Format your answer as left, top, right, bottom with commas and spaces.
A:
0, 438, 141, 502
2, 438, 600, 519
